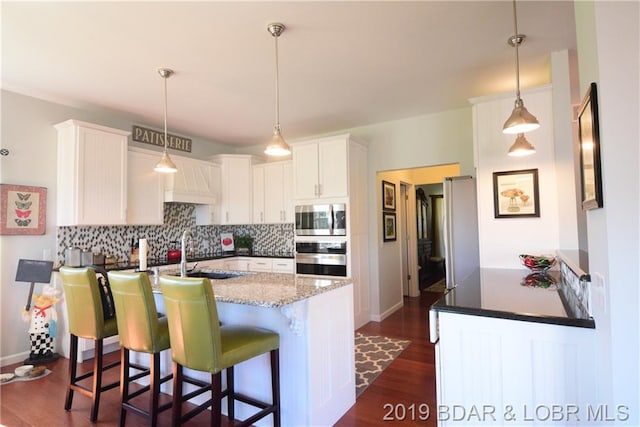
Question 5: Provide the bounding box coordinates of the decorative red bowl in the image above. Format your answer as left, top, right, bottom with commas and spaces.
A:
519, 254, 556, 272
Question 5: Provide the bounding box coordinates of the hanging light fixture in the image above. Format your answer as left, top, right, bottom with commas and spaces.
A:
264, 22, 291, 157
502, 0, 540, 135
154, 67, 178, 173
508, 133, 536, 156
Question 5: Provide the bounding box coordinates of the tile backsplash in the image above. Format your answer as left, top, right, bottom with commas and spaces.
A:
56, 203, 294, 265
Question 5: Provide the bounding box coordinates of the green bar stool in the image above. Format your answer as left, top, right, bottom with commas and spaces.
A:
59, 266, 121, 422
107, 271, 173, 426
159, 275, 281, 427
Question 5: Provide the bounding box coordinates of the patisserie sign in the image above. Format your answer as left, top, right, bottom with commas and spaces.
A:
132, 125, 192, 153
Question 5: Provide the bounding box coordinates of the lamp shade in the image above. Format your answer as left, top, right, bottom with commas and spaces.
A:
507, 133, 536, 157
503, 98, 540, 134
153, 150, 178, 173
264, 125, 291, 156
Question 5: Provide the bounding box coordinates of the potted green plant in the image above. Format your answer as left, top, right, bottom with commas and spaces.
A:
234, 234, 253, 255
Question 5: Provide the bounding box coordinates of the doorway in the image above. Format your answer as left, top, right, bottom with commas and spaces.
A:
416, 184, 445, 290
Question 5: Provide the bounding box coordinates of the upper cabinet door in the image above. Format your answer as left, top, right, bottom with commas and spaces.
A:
292, 142, 320, 199
214, 155, 253, 225
55, 120, 129, 226
252, 165, 266, 224
127, 149, 164, 225
317, 137, 348, 198
264, 163, 285, 223
292, 136, 348, 200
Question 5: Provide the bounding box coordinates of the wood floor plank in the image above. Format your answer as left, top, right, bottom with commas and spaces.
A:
1, 291, 442, 426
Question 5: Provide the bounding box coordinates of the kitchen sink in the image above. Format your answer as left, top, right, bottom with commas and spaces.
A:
170, 270, 248, 280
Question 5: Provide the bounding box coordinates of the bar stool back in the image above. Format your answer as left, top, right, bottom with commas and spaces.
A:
108, 271, 173, 426
159, 275, 281, 427
59, 266, 120, 422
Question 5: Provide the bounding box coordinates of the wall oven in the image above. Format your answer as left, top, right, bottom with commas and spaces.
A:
295, 241, 347, 277
295, 204, 346, 236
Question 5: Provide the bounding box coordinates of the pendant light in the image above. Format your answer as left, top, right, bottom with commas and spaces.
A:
502, 0, 540, 136
507, 133, 536, 156
154, 67, 178, 173
264, 22, 291, 157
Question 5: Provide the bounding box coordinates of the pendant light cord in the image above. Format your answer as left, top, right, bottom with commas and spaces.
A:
163, 75, 169, 152
274, 33, 280, 129
512, 0, 521, 102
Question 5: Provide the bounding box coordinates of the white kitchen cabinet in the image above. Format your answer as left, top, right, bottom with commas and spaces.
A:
164, 155, 219, 205
252, 161, 293, 224
271, 258, 294, 273
224, 258, 250, 271
127, 148, 164, 225
292, 135, 348, 199
196, 258, 227, 269
432, 311, 597, 426
55, 120, 130, 226
248, 258, 272, 272
209, 155, 257, 225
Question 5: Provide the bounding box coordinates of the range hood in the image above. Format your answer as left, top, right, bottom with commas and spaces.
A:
163, 157, 219, 205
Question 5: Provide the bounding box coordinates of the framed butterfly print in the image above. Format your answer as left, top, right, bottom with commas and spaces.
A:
0, 184, 47, 235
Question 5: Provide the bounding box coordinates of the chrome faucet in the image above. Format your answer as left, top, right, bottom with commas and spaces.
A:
180, 229, 193, 277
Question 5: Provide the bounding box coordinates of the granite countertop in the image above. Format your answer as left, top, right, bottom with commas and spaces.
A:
151, 270, 352, 308
431, 268, 595, 329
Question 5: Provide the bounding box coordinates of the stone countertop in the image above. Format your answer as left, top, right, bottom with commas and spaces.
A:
431, 268, 595, 329
152, 270, 352, 308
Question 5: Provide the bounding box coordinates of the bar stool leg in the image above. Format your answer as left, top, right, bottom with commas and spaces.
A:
65, 334, 79, 411
90, 338, 104, 422
150, 352, 161, 427
212, 372, 222, 427
119, 347, 129, 427
171, 363, 183, 427
271, 349, 281, 427
226, 367, 234, 422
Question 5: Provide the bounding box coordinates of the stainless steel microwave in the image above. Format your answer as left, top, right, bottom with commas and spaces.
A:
294, 204, 346, 236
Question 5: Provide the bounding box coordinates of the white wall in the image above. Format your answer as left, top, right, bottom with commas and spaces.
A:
575, 1, 639, 421
347, 109, 474, 319
0, 90, 234, 364
472, 86, 561, 268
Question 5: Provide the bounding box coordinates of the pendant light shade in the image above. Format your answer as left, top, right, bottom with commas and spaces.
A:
507, 133, 536, 157
503, 98, 540, 134
264, 22, 291, 157
154, 67, 178, 173
502, 0, 540, 136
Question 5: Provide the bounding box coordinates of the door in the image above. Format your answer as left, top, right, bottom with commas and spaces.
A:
400, 184, 410, 296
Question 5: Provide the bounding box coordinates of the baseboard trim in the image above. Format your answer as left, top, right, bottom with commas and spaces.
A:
0, 351, 31, 368
370, 300, 403, 322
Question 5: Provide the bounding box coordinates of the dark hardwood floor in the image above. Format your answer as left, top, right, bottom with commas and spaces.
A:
0, 291, 443, 426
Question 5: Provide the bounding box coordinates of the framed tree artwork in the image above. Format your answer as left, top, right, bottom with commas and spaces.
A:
383, 212, 397, 242
382, 180, 396, 211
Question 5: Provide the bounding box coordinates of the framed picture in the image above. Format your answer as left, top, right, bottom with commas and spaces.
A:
492, 169, 540, 218
382, 180, 396, 211
0, 184, 47, 235
578, 82, 603, 210
383, 212, 397, 242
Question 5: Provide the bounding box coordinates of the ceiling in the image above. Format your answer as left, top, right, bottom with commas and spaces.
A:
1, 1, 577, 147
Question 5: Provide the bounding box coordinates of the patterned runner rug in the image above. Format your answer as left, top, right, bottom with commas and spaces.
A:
355, 333, 411, 397
423, 278, 446, 293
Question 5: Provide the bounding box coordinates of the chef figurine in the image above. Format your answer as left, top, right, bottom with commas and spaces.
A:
22, 285, 61, 363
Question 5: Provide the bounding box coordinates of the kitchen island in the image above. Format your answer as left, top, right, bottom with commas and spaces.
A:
147, 271, 355, 427
430, 268, 597, 426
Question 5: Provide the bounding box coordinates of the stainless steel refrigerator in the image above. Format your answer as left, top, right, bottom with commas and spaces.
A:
443, 176, 480, 289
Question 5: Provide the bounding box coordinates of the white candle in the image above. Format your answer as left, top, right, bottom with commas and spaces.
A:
139, 238, 148, 271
